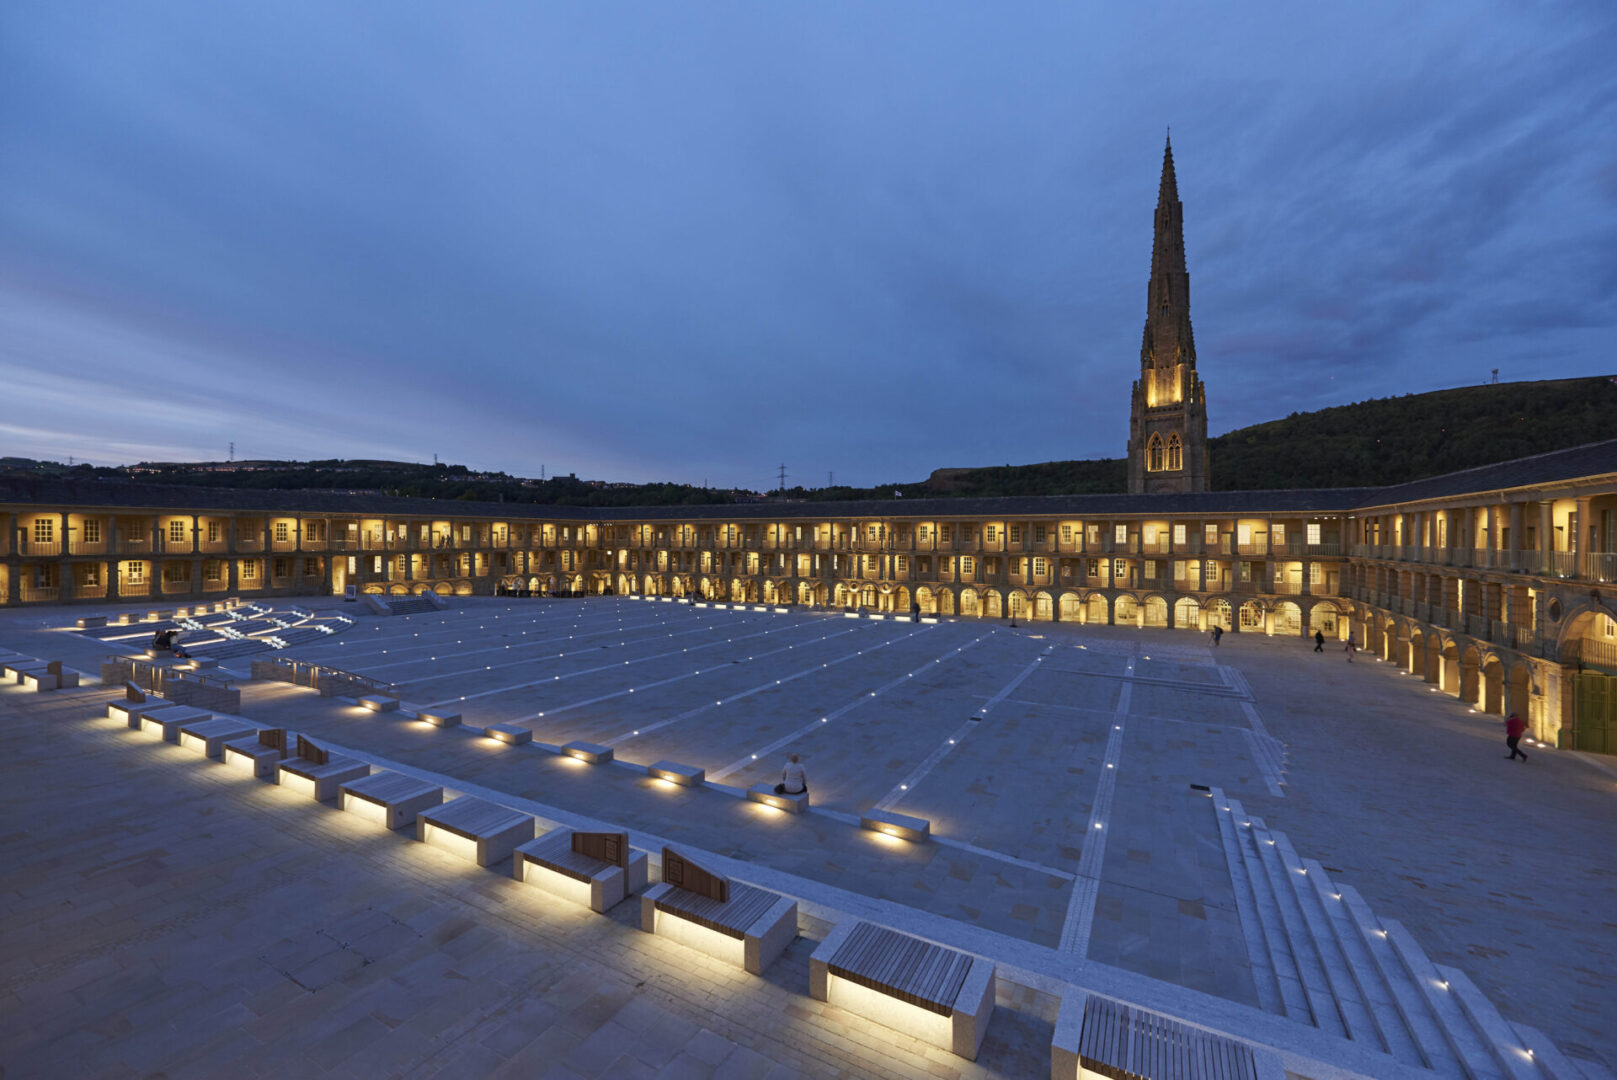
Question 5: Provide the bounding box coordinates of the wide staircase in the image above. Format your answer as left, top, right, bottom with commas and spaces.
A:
385, 595, 440, 616
1211, 788, 1612, 1080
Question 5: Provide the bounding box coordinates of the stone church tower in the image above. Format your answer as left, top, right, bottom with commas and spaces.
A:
1127, 135, 1209, 494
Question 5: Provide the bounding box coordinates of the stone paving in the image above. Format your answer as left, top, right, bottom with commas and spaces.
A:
2, 594, 1614, 1074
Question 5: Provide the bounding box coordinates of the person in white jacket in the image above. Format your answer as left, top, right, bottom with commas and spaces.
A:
775, 754, 808, 796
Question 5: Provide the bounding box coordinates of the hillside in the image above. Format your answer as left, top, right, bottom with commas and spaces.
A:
897, 376, 1617, 498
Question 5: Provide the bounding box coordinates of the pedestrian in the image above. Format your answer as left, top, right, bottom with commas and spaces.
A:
1505, 712, 1528, 761
1211, 624, 1223, 647
774, 753, 808, 797
1344, 639, 1356, 662
1314, 629, 1325, 652
912, 601, 921, 623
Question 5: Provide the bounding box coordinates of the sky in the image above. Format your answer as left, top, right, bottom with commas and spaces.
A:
3, 3, 1615, 489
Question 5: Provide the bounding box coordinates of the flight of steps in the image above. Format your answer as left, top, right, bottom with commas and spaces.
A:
386, 595, 439, 616
1210, 787, 1612, 1080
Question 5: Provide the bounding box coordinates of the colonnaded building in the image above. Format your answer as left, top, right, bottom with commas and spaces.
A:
3, 141, 1615, 753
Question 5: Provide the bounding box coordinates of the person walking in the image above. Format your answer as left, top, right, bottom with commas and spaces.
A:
775, 753, 808, 796
1314, 629, 1325, 652
1505, 712, 1528, 761
1344, 639, 1356, 662
1211, 624, 1223, 647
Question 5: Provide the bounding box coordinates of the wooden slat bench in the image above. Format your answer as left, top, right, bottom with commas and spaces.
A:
640, 848, 796, 975
275, 736, 370, 801
514, 829, 647, 913
339, 771, 444, 830
139, 705, 213, 743
177, 717, 256, 758
810, 920, 995, 1061
109, 697, 178, 728
1050, 993, 1278, 1080
222, 728, 291, 777
415, 796, 534, 866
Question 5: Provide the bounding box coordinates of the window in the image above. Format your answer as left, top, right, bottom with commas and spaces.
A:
1034, 525, 1046, 543
1115, 524, 1127, 544
242, 561, 257, 581
1173, 524, 1186, 545
986, 526, 998, 543
1061, 525, 1072, 543
1113, 559, 1128, 579
84, 519, 102, 544
1086, 559, 1100, 578
1311, 562, 1324, 585
1174, 560, 1186, 580
1144, 560, 1158, 579
1010, 526, 1022, 543
207, 521, 221, 543
274, 522, 289, 543
1147, 433, 1164, 471
1087, 525, 1101, 545
1034, 557, 1046, 576
865, 555, 879, 573
1307, 523, 1322, 545
961, 556, 974, 574
304, 559, 320, 576
1237, 524, 1252, 546
169, 520, 187, 544
205, 562, 222, 582
33, 519, 53, 543
867, 525, 877, 541
1167, 432, 1183, 471
941, 525, 953, 543
1144, 525, 1158, 545
919, 526, 930, 543
1205, 524, 1219, 543
897, 556, 909, 573
1273, 524, 1286, 545
82, 564, 100, 586
125, 561, 144, 582
273, 558, 289, 578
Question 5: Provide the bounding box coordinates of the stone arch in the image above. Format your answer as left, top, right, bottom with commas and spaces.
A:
1059, 590, 1083, 621
1506, 661, 1534, 724
1238, 598, 1266, 631
1006, 589, 1028, 619
1206, 597, 1233, 631
1440, 636, 1461, 695
1481, 653, 1506, 715
915, 586, 936, 615
1167, 431, 1183, 471
1085, 592, 1109, 624
1274, 601, 1302, 635
1173, 596, 1201, 630
1115, 593, 1139, 624
388, 582, 409, 596
1460, 643, 1484, 708
982, 589, 1004, 619
1306, 599, 1345, 638
960, 587, 980, 617
1146, 432, 1165, 472
1143, 594, 1169, 628
893, 586, 911, 613
937, 586, 956, 616
1408, 625, 1426, 676
1034, 590, 1054, 621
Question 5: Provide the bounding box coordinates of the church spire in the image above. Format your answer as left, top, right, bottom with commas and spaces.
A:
1128, 133, 1209, 495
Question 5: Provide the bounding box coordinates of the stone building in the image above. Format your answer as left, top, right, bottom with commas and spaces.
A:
1128, 136, 1210, 495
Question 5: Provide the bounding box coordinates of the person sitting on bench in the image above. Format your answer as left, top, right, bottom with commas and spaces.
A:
774, 754, 808, 796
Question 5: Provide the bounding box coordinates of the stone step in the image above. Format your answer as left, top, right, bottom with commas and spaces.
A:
1223, 798, 1313, 1021
1382, 918, 1506, 1080
1439, 967, 1541, 1080
1299, 860, 1425, 1070
1209, 791, 1284, 1016
1247, 816, 1347, 1039
1267, 834, 1380, 1050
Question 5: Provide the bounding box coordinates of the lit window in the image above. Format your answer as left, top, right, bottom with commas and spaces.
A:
1061, 525, 1072, 542
1273, 524, 1286, 545
1167, 432, 1182, 471
205, 562, 222, 582
1147, 433, 1164, 471
986, 526, 998, 543
961, 556, 974, 574
1010, 526, 1021, 543
1115, 525, 1127, 544
207, 521, 221, 543
1034, 526, 1045, 542
170, 520, 186, 543
1205, 524, 1218, 543
83, 520, 102, 544
1174, 560, 1186, 579
125, 562, 144, 582
1144, 560, 1157, 579
1034, 558, 1046, 575
1307, 523, 1322, 545
940, 526, 953, 543
33, 519, 53, 543
243, 562, 257, 580
1173, 524, 1186, 545
274, 522, 289, 543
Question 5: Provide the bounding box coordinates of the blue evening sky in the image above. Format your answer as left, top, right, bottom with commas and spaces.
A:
2, 3, 1614, 488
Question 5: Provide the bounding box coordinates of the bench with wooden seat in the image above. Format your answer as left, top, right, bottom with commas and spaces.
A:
514, 830, 647, 913
22, 660, 80, 691
138, 704, 213, 742
415, 796, 534, 866
222, 727, 292, 777
810, 920, 996, 1061
1050, 993, 1281, 1080
339, 771, 444, 830
640, 848, 796, 975
177, 717, 256, 758
275, 735, 370, 801
108, 684, 177, 728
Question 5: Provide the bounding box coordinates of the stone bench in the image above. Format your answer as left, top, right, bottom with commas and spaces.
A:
183, 656, 219, 671
139, 705, 213, 742
17, 661, 79, 691
359, 694, 399, 713
747, 783, 808, 813
810, 920, 995, 1061
76, 615, 108, 629
177, 717, 255, 758
415, 796, 534, 866
648, 760, 704, 787
514, 829, 647, 913
561, 740, 613, 765
1051, 993, 1278, 1080
417, 709, 461, 728
484, 723, 532, 746
339, 771, 444, 830
641, 848, 796, 975
108, 693, 177, 728
861, 808, 931, 842
275, 736, 370, 801
222, 728, 291, 777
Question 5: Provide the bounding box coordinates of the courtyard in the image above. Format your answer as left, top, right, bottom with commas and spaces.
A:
2, 596, 1613, 1077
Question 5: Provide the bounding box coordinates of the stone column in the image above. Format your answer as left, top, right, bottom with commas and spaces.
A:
1539, 500, 1553, 572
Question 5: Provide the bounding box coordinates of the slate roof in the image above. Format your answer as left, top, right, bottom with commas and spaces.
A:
3, 439, 1614, 522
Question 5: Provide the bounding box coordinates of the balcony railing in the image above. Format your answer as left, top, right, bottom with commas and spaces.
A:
68, 541, 110, 555
19, 539, 63, 557
19, 584, 60, 602
118, 581, 152, 597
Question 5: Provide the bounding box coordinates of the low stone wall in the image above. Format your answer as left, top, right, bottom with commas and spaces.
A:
102, 658, 241, 713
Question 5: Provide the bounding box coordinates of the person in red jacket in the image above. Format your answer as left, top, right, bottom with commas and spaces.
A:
1505, 712, 1528, 761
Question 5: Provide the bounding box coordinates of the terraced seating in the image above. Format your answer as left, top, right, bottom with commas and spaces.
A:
514, 829, 647, 913
386, 596, 439, 616
810, 920, 995, 1061
641, 848, 796, 975
1051, 993, 1280, 1080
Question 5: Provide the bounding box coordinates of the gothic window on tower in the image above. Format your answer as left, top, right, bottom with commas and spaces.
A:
1147, 434, 1165, 472
1167, 432, 1183, 471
